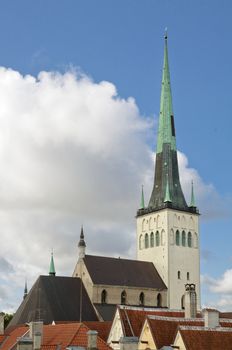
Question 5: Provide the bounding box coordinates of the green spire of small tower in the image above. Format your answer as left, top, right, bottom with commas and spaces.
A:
140, 185, 145, 209
23, 279, 28, 300
164, 174, 172, 203
190, 180, 196, 207
49, 251, 56, 276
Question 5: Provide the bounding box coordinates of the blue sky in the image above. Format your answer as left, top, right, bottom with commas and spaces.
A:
0, 0, 231, 310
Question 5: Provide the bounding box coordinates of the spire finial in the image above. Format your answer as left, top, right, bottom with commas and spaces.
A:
140, 185, 145, 209
189, 180, 196, 207
49, 250, 56, 276
164, 174, 172, 203
23, 278, 28, 300
164, 27, 168, 40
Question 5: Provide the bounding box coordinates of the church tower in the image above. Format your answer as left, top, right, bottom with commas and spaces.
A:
136, 33, 200, 310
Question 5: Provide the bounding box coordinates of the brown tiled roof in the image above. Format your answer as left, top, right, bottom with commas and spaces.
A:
220, 312, 232, 319
84, 255, 167, 289
179, 326, 232, 350
83, 321, 112, 341
148, 317, 203, 348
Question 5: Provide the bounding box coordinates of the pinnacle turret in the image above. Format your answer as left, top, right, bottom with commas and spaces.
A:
49, 251, 56, 276
23, 279, 28, 300
78, 226, 86, 259
140, 185, 145, 209
189, 181, 196, 207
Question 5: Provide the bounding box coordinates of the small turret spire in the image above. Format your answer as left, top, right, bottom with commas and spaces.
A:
23, 279, 28, 300
49, 251, 56, 276
190, 180, 196, 207
164, 174, 172, 203
140, 185, 145, 209
78, 225, 86, 259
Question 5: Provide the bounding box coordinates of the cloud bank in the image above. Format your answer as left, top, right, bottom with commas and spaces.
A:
0, 67, 218, 312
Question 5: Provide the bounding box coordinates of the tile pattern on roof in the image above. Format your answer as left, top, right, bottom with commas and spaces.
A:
179, 326, 232, 350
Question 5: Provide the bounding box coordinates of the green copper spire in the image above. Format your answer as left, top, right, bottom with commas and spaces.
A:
164, 174, 172, 203
190, 181, 196, 207
49, 251, 56, 276
156, 30, 176, 154
146, 32, 189, 212
140, 185, 145, 209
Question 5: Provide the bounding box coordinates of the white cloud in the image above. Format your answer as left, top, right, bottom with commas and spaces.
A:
0, 67, 219, 312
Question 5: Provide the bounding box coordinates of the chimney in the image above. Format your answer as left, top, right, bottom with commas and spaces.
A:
17, 338, 33, 350
184, 284, 197, 318
29, 321, 43, 350
119, 337, 139, 350
87, 330, 98, 350
203, 308, 220, 328
0, 314, 4, 334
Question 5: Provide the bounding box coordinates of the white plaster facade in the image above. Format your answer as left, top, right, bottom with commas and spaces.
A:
136, 208, 200, 309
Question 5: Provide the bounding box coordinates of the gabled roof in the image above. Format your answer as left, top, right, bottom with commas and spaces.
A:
147, 316, 203, 349
178, 326, 232, 350
83, 255, 167, 289
8, 275, 98, 328
118, 306, 186, 337
0, 325, 28, 350
94, 304, 117, 321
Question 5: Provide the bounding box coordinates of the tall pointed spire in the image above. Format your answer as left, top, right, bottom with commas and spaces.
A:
190, 180, 196, 207
140, 185, 145, 209
49, 251, 56, 276
145, 32, 190, 213
78, 225, 86, 259
23, 279, 28, 300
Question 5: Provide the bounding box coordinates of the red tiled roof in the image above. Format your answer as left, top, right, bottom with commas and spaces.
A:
179, 326, 232, 350
71, 323, 112, 350
147, 317, 204, 348
1, 322, 112, 350
83, 321, 112, 341
119, 307, 193, 337
0, 326, 28, 350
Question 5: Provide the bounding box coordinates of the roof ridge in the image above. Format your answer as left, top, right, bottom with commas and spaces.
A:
179, 325, 232, 332
148, 315, 202, 322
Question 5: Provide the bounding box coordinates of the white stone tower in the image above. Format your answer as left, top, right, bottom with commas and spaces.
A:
136, 33, 200, 310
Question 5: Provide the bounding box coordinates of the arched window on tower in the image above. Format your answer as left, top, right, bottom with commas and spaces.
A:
145, 234, 149, 249
188, 232, 192, 247
139, 235, 143, 250
187, 272, 190, 280
157, 293, 162, 307
176, 230, 180, 246
181, 295, 185, 310
101, 290, 107, 304
156, 231, 160, 246
150, 232, 154, 247
139, 292, 145, 306
121, 290, 127, 305
178, 271, 181, 279
182, 231, 186, 246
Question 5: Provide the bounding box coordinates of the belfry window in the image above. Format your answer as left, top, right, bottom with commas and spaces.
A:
145, 234, 149, 249
139, 292, 145, 306
156, 231, 160, 246
150, 232, 154, 247
188, 232, 192, 247
139, 235, 143, 250
176, 230, 180, 246
187, 272, 190, 280
157, 293, 162, 307
101, 289, 107, 304
121, 290, 127, 305
178, 271, 181, 279
181, 295, 185, 310
182, 231, 186, 246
